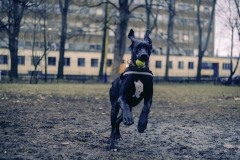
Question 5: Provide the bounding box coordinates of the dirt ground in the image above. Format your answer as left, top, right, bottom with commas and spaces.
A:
0, 84, 240, 159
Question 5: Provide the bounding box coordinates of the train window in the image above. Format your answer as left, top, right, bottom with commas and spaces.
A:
188, 62, 194, 69
178, 61, 184, 69
202, 62, 212, 69
107, 59, 112, 67
78, 58, 85, 66
0, 55, 8, 64
222, 63, 230, 70
155, 61, 161, 68
64, 58, 70, 66
48, 57, 56, 66
91, 58, 98, 67
169, 61, 172, 69
18, 56, 25, 65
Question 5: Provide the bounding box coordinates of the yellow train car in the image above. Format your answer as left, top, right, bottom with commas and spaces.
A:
0, 48, 240, 81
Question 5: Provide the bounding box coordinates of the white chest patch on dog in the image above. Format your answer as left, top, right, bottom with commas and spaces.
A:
133, 80, 143, 98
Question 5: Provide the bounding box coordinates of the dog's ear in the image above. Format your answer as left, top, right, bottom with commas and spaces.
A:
144, 30, 152, 47
128, 29, 136, 43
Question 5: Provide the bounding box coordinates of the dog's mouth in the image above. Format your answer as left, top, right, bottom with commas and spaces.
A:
137, 53, 149, 62
135, 58, 147, 68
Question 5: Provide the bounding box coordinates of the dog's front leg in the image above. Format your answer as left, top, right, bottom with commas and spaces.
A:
138, 97, 152, 133
118, 96, 134, 125
109, 105, 119, 151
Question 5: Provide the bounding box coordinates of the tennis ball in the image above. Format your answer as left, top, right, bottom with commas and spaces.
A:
136, 59, 145, 67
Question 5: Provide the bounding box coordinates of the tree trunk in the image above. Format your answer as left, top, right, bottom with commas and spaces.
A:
30, 9, 37, 84
196, 0, 216, 81
8, 1, 25, 81
227, 26, 240, 85
57, 0, 70, 79
43, 6, 48, 83
164, 0, 175, 81
110, 0, 130, 81
98, 2, 109, 81
196, 52, 203, 81
9, 35, 19, 81
145, 0, 151, 30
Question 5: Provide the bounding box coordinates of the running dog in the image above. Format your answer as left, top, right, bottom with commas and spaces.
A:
109, 29, 153, 151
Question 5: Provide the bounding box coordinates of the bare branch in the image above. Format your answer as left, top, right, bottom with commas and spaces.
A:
234, 0, 240, 18
79, 0, 119, 10
202, 0, 216, 52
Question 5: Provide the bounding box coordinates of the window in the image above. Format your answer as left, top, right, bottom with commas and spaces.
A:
31, 56, 40, 66
155, 61, 161, 68
204, 7, 209, 13
78, 58, 85, 66
18, 56, 25, 65
90, 45, 95, 50
0, 55, 8, 64
169, 61, 172, 69
64, 58, 70, 66
185, 50, 193, 56
91, 58, 98, 67
183, 34, 189, 42
202, 62, 212, 69
48, 57, 56, 66
222, 63, 230, 70
25, 41, 32, 47
178, 3, 194, 11
178, 61, 184, 69
96, 45, 102, 51
107, 59, 112, 67
188, 62, 194, 69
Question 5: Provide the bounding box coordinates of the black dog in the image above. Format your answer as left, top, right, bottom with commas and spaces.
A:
109, 29, 153, 151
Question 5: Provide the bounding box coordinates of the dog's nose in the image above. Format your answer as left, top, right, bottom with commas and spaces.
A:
139, 53, 149, 61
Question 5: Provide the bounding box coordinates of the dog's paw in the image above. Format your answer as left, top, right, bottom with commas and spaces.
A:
137, 125, 146, 133
115, 134, 123, 141
123, 112, 134, 126
137, 121, 147, 133
109, 145, 118, 152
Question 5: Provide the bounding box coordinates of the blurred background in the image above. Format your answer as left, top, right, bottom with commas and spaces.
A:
0, 0, 239, 84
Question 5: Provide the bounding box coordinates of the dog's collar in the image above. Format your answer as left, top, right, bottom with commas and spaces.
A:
123, 71, 153, 77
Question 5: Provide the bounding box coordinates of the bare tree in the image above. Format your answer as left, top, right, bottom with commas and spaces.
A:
234, 0, 240, 39
226, 19, 239, 85
0, 0, 30, 81
42, 0, 48, 83
145, 0, 161, 32
98, 1, 109, 82
29, 0, 50, 84
164, 0, 176, 81
221, 0, 240, 84
83, 0, 152, 80
30, 7, 39, 84
57, 0, 71, 80
109, 0, 132, 80
109, 1, 157, 80
196, 0, 216, 81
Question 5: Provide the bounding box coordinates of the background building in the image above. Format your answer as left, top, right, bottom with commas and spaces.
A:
0, 0, 215, 56
0, 0, 224, 81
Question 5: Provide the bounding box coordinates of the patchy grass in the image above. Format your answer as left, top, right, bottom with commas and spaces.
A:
0, 83, 240, 159
1, 83, 239, 105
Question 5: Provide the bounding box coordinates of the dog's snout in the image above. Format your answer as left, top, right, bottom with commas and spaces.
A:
138, 53, 149, 61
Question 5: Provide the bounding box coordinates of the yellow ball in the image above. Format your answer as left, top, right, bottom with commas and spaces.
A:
136, 59, 145, 67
